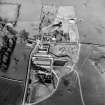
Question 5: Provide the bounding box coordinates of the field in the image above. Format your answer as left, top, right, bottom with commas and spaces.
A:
0, 78, 24, 105
0, 42, 32, 105
0, 43, 32, 82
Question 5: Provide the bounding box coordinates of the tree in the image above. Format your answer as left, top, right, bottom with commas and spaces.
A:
19, 29, 29, 41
